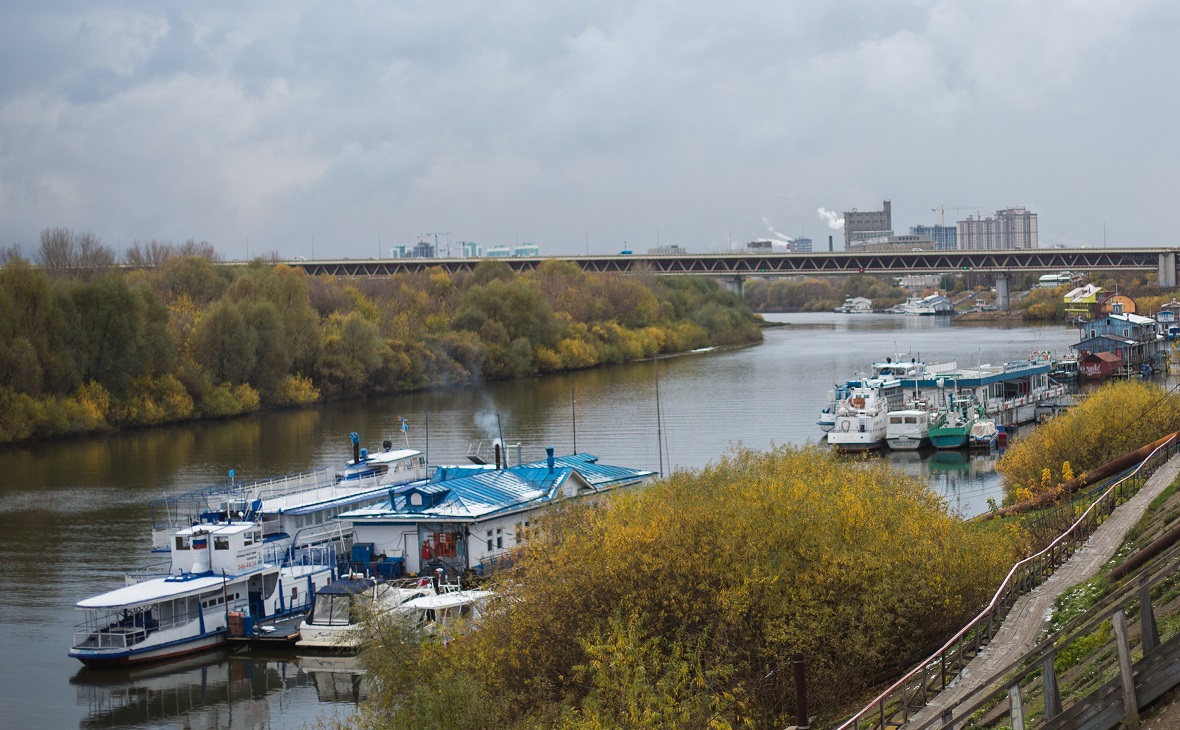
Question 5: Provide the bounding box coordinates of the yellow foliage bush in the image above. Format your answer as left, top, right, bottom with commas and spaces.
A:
272, 374, 321, 406
997, 380, 1180, 498
368, 446, 1017, 728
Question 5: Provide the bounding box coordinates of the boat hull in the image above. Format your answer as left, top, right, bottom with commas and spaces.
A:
929, 428, 970, 450
886, 436, 927, 450
70, 631, 226, 668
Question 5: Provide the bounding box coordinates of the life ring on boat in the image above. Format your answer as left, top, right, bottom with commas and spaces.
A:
841, 420, 850, 432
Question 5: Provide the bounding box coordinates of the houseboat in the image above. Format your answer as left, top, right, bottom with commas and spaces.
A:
1071, 309, 1165, 380
1157, 300, 1180, 340
835, 297, 873, 313
900, 294, 953, 316
890, 359, 1066, 428
338, 450, 655, 577
69, 521, 334, 666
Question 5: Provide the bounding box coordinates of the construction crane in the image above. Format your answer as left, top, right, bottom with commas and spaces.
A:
932, 205, 982, 226
418, 232, 452, 257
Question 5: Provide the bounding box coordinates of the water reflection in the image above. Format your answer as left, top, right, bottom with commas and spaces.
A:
72, 651, 365, 729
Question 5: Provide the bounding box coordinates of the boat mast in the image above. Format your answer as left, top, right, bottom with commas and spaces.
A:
654, 354, 664, 477
571, 387, 577, 455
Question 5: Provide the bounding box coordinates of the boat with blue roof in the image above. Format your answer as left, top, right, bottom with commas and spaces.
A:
339, 447, 656, 576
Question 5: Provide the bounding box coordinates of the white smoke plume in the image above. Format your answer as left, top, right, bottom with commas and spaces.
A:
817, 208, 845, 229
761, 217, 793, 244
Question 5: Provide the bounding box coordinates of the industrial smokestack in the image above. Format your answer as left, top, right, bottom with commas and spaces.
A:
494, 443, 502, 470
828, 235, 833, 252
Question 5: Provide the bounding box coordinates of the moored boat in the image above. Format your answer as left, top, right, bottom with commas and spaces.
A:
969, 419, 999, 449
885, 407, 932, 450
69, 521, 334, 667
296, 575, 436, 651
827, 380, 898, 451
928, 395, 981, 450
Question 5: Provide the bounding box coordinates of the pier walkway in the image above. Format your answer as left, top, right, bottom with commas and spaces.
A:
906, 453, 1180, 728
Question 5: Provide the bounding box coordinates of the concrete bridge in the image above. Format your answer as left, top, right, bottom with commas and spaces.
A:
280, 247, 1180, 310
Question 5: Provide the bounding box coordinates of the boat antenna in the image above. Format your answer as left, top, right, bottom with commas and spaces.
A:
571, 387, 577, 455
654, 353, 664, 477
425, 408, 430, 467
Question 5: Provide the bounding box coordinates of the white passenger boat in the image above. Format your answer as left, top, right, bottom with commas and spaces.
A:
817, 383, 851, 433
70, 521, 334, 667
148, 433, 430, 561
827, 379, 898, 451
296, 575, 436, 651
885, 408, 932, 450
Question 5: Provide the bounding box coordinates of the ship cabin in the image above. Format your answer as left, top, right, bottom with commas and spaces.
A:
338, 450, 656, 578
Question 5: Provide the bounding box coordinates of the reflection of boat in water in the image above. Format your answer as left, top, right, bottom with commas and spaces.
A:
71, 651, 356, 729
927, 450, 970, 474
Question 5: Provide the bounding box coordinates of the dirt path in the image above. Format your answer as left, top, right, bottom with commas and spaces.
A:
907, 454, 1180, 728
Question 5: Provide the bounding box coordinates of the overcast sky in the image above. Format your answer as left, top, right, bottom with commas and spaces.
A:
1, 1, 1177, 259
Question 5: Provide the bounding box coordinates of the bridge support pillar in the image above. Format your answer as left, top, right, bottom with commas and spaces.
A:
1159, 253, 1177, 288
721, 276, 746, 297
995, 273, 1011, 311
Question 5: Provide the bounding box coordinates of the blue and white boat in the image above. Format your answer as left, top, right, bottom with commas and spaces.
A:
70, 520, 334, 667
148, 434, 430, 562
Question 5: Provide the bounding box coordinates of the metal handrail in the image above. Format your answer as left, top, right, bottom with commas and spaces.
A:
835, 433, 1177, 730
909, 535, 1180, 729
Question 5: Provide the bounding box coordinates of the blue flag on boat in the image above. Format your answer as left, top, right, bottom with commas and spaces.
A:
400, 416, 408, 433
228, 468, 235, 480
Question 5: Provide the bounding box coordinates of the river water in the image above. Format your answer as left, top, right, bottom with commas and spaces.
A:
0, 313, 1078, 729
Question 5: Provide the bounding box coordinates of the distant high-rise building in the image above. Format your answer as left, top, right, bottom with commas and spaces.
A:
792, 237, 813, 253
958, 207, 1038, 250
460, 242, 482, 258
411, 240, 436, 258
843, 200, 891, 248
910, 225, 958, 251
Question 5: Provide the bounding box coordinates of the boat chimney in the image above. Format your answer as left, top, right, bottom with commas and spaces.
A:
351, 432, 360, 464
828, 235, 833, 252
546, 446, 555, 473
494, 443, 502, 470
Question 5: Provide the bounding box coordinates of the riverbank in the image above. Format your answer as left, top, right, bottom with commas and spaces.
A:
0, 258, 762, 446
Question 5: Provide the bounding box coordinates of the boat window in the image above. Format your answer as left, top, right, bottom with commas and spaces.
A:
890, 416, 902, 424
175, 535, 190, 550
243, 531, 253, 546
905, 416, 917, 424
315, 511, 324, 525
496, 528, 503, 549
214, 536, 230, 550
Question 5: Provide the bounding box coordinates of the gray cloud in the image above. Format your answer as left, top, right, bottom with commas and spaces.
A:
1, 1, 1177, 257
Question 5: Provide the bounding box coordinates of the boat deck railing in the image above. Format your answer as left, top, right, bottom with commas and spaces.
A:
124, 560, 173, 584
73, 598, 250, 651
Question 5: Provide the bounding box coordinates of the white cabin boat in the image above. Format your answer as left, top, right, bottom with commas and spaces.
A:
827, 379, 899, 451
70, 521, 334, 666
885, 408, 931, 450
148, 434, 430, 562
969, 420, 999, 449
296, 575, 436, 651
395, 587, 493, 641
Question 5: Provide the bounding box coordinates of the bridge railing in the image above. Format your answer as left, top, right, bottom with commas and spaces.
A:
834, 434, 1178, 730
